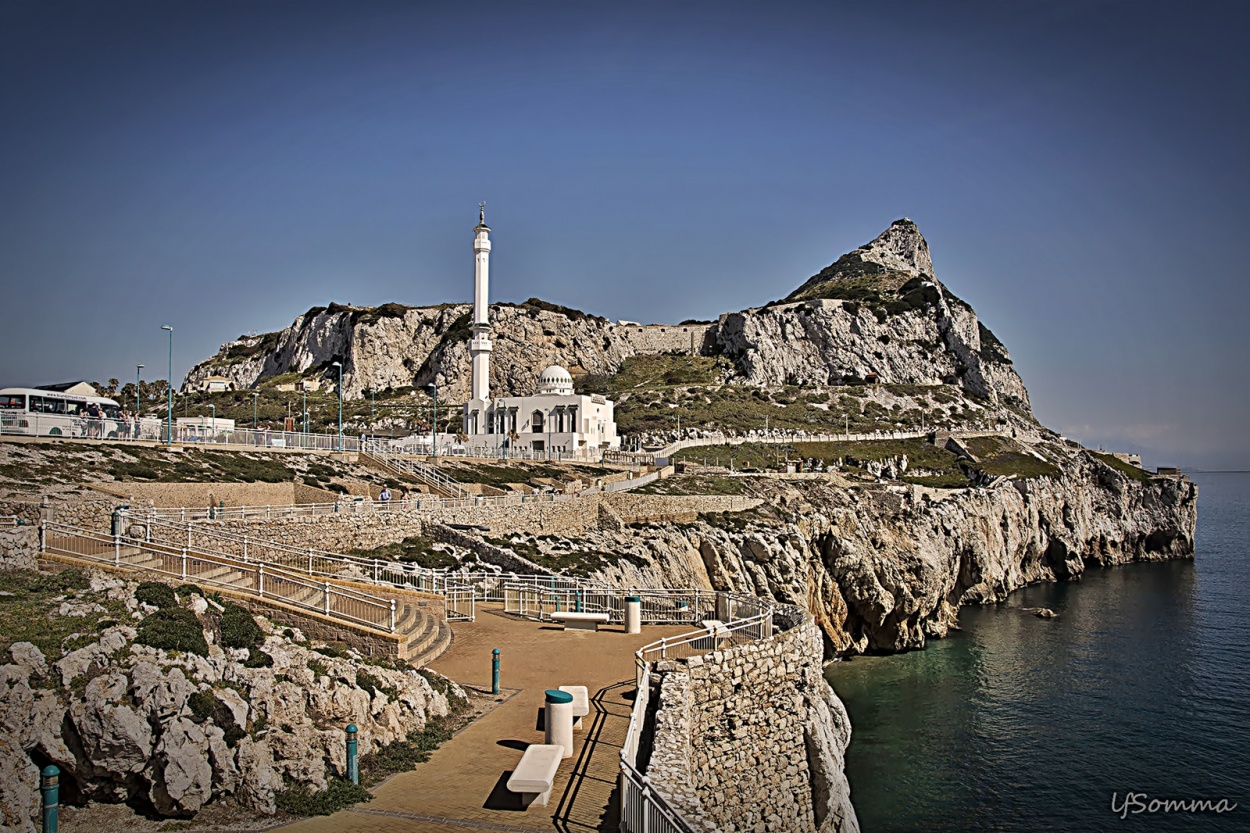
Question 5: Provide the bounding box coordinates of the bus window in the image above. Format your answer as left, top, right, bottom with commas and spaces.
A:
0, 395, 24, 410
30, 396, 68, 414
101, 403, 120, 418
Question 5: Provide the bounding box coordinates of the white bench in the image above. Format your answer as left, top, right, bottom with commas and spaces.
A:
507, 743, 563, 807
559, 685, 589, 730
550, 611, 611, 631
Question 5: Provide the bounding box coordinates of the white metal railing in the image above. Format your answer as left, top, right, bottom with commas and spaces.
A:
636, 610, 773, 665
362, 441, 468, 498
40, 521, 397, 633
0, 411, 362, 452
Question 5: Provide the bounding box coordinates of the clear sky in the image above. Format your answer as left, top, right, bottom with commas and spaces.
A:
2, 0, 1247, 469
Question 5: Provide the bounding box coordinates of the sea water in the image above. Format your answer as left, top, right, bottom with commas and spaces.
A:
825, 472, 1248, 832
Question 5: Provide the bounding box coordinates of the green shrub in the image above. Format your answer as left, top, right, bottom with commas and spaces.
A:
358, 716, 459, 786
243, 649, 274, 668
175, 584, 203, 599
188, 690, 217, 721
135, 581, 177, 610
136, 608, 208, 656
313, 642, 350, 659
274, 778, 371, 816
219, 603, 264, 649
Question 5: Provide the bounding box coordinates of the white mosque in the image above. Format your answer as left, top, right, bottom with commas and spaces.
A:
461, 206, 619, 457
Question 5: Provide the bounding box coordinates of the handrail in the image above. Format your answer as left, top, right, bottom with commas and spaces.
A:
40, 521, 397, 633
362, 440, 469, 499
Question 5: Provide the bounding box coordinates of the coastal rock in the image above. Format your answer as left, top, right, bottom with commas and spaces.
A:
148, 716, 212, 815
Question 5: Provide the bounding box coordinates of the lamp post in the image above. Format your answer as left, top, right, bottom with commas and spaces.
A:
208, 404, 215, 442
252, 392, 259, 429
161, 325, 173, 444
302, 388, 307, 438
332, 361, 343, 452
369, 388, 375, 440
425, 383, 437, 461
135, 364, 144, 419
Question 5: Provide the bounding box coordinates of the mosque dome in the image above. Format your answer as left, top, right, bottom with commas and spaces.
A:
538, 365, 574, 396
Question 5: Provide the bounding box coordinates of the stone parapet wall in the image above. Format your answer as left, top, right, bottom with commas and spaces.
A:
97, 481, 338, 509
647, 618, 855, 833
0, 526, 38, 570
615, 322, 715, 355
602, 493, 762, 525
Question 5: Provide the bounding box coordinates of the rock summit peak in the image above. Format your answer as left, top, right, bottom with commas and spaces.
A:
857, 218, 933, 279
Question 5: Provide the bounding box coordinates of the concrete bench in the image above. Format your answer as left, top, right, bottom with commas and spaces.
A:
558, 685, 589, 730
550, 612, 611, 631
507, 743, 564, 807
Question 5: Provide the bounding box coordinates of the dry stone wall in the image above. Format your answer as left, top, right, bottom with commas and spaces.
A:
0, 526, 38, 571
648, 617, 857, 833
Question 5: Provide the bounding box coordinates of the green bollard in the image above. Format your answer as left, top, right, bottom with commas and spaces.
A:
346, 724, 358, 785
491, 648, 500, 695
41, 765, 58, 833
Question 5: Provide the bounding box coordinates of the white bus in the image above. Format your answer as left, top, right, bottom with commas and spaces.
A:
0, 387, 134, 439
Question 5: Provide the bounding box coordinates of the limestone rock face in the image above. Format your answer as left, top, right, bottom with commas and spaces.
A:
181, 219, 1031, 415
0, 574, 464, 828
571, 451, 1197, 655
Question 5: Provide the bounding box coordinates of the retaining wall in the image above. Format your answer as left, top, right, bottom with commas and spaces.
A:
647, 618, 854, 833
0, 526, 38, 570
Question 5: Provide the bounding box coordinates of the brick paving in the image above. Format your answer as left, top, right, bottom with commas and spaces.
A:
276, 606, 693, 833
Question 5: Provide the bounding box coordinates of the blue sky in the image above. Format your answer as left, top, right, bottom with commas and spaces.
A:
1, 0, 1247, 469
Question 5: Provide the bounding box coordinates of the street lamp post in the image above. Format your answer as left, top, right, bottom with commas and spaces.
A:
332, 362, 343, 452
135, 364, 144, 426
161, 326, 173, 444
209, 404, 215, 441
425, 383, 437, 461
252, 392, 259, 429
302, 388, 308, 439
369, 389, 375, 440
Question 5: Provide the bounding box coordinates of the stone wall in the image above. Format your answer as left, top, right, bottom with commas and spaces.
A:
0, 526, 38, 570
647, 618, 857, 833
95, 481, 338, 508
615, 322, 715, 356
602, 493, 762, 525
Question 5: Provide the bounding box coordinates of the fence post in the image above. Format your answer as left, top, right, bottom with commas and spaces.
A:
389, 599, 395, 632
345, 724, 359, 785
324, 582, 331, 615
181, 548, 188, 580
492, 648, 500, 694
267, 505, 271, 519
41, 764, 59, 833
258, 565, 265, 597
186, 525, 191, 549
660, 637, 667, 659
114, 531, 120, 566
242, 536, 248, 562
308, 549, 313, 575
373, 559, 379, 582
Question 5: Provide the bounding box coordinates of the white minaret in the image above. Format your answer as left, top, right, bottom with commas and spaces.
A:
465, 203, 492, 433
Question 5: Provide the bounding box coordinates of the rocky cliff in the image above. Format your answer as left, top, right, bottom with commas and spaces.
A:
0, 569, 462, 832
519, 450, 1196, 655
185, 220, 1030, 412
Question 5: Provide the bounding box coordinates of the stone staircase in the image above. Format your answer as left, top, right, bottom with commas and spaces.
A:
42, 536, 452, 667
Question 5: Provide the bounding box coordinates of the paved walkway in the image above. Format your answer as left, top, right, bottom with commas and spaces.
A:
278, 606, 692, 833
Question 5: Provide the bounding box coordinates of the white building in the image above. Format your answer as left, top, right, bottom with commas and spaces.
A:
461, 207, 619, 457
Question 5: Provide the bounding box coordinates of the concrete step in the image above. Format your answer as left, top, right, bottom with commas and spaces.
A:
405, 617, 452, 667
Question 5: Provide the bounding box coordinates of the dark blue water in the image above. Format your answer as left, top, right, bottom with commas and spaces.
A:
826, 472, 1248, 832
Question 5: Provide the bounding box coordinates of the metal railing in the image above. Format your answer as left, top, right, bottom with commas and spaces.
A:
0, 412, 362, 452
362, 441, 468, 498
651, 426, 1014, 460
41, 521, 397, 633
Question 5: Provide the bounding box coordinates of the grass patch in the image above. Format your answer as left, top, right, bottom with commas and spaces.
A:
1090, 451, 1154, 483
347, 536, 458, 569
0, 568, 117, 660
274, 779, 372, 816
636, 474, 751, 496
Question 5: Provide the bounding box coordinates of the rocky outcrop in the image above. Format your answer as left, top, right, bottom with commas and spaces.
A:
717, 220, 1030, 407
556, 451, 1196, 655
183, 220, 1031, 414
0, 571, 462, 832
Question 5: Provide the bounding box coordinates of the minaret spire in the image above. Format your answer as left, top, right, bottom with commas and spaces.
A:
468, 204, 493, 409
